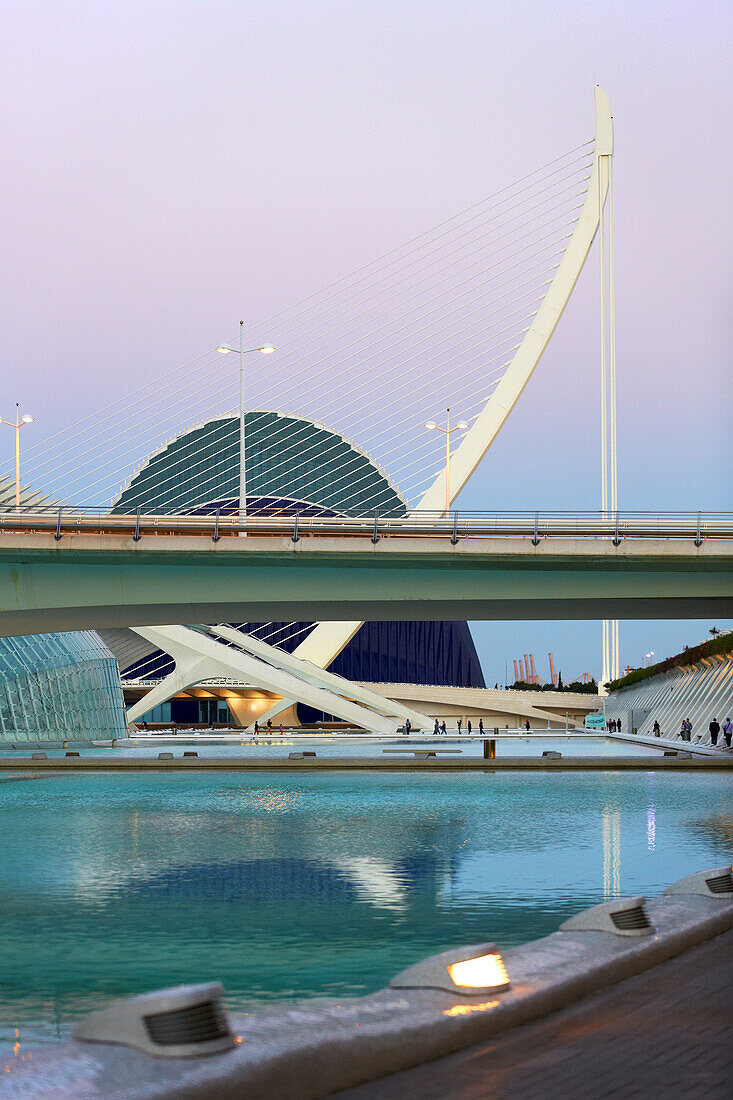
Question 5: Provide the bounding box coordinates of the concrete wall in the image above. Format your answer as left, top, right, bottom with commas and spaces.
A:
360, 682, 599, 728
605, 654, 733, 745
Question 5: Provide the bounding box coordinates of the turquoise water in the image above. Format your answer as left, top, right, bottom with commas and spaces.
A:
2, 769, 731, 1050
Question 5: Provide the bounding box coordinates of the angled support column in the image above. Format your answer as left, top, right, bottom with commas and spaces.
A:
208, 624, 431, 729
126, 625, 399, 734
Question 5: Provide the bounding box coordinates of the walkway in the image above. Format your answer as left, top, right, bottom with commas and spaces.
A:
337, 928, 733, 1099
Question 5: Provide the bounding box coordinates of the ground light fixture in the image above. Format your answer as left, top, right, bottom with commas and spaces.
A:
663, 866, 733, 898
75, 982, 236, 1058
390, 942, 511, 996
560, 896, 655, 937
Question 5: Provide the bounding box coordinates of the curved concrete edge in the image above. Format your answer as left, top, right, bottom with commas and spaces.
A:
3, 893, 732, 1099
1, 755, 731, 772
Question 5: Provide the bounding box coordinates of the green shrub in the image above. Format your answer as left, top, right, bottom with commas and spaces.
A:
606, 632, 733, 692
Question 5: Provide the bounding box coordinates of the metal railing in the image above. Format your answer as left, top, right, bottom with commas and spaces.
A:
0, 507, 732, 544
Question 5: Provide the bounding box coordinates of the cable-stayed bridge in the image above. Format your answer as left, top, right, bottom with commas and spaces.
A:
3, 88, 725, 732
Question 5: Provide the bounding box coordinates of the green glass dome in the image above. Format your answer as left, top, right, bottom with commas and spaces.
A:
113, 412, 406, 517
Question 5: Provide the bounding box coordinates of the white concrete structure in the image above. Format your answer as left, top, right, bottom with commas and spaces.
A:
207, 625, 431, 732
126, 626, 404, 735
605, 649, 733, 746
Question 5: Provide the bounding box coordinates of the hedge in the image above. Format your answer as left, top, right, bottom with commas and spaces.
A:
606, 632, 733, 693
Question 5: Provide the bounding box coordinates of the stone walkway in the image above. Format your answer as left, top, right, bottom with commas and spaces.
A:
336, 929, 733, 1099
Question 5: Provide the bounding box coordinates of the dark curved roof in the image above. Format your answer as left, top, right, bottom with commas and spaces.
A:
113, 412, 405, 517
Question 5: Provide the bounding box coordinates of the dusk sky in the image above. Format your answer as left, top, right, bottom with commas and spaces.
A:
2, 0, 731, 681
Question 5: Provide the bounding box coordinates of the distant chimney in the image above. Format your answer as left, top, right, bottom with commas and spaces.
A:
548, 651, 557, 687
529, 654, 537, 684
513, 659, 520, 682
523, 654, 530, 682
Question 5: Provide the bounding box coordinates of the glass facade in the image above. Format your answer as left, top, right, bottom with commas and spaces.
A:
0, 631, 127, 742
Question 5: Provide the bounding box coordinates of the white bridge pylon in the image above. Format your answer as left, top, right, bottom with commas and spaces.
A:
277, 87, 614, 691
125, 88, 613, 727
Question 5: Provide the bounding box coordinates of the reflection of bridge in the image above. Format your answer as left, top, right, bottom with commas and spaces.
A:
1, 521, 731, 637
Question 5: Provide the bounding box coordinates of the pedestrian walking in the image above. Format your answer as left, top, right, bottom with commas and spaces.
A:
405, 718, 412, 737
653, 720, 660, 737
433, 719, 440, 735
467, 719, 472, 734
266, 718, 272, 733
723, 717, 732, 748
525, 720, 530, 732
457, 718, 462, 735
254, 720, 259, 736
479, 718, 484, 734
279, 723, 283, 734
684, 718, 692, 741
709, 718, 721, 746
440, 720, 447, 735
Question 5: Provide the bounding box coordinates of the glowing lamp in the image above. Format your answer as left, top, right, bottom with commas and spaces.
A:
425, 421, 438, 430
21, 415, 34, 423
390, 942, 511, 996
448, 952, 509, 991
258, 346, 276, 354
216, 346, 233, 354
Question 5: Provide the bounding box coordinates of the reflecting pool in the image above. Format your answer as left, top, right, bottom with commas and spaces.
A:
2, 769, 731, 1050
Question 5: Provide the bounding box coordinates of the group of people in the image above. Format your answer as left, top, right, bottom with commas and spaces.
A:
252, 718, 284, 736
677, 716, 731, 747
606, 714, 732, 748
432, 718, 485, 735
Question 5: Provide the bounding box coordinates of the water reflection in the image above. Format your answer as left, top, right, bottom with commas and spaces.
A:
1, 770, 731, 1049
602, 808, 621, 899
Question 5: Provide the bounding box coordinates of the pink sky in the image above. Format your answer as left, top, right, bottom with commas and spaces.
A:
1, 0, 730, 678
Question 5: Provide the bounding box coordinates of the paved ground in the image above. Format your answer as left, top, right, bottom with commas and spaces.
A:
336, 929, 733, 1099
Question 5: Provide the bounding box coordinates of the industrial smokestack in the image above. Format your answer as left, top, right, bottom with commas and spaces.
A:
523, 654, 530, 682
513, 659, 520, 682
529, 654, 537, 684
549, 652, 557, 687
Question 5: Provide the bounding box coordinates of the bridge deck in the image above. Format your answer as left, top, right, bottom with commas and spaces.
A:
1, 531, 732, 635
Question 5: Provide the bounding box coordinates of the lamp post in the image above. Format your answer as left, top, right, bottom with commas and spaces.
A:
425, 407, 468, 515
216, 322, 275, 531
0, 404, 34, 508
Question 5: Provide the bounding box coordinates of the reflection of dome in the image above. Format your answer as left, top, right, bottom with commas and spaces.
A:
113, 412, 406, 517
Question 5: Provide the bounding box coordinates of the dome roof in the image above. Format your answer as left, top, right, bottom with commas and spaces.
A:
113, 412, 406, 517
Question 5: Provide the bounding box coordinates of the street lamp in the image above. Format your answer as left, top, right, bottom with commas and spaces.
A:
216, 321, 275, 530
0, 404, 34, 508
425, 407, 468, 514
